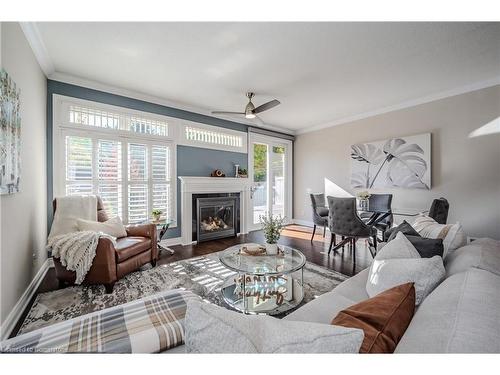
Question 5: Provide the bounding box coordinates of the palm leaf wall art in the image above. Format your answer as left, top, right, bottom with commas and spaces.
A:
350, 133, 431, 190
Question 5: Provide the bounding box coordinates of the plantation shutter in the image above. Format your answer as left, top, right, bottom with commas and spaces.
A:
65, 135, 93, 195
128, 143, 149, 223
151, 145, 171, 220
98, 140, 122, 218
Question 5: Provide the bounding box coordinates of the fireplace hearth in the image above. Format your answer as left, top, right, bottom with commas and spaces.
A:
193, 194, 239, 242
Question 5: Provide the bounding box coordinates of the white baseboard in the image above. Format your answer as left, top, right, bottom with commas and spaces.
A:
0, 258, 53, 341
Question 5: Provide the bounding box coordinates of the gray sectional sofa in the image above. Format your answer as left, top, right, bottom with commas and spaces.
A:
285, 237, 500, 353
168, 237, 500, 353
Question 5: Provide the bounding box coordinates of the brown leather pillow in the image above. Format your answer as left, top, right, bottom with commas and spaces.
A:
331, 283, 415, 353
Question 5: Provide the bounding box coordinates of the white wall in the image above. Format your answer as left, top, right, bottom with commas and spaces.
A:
294, 85, 500, 239
0, 23, 47, 327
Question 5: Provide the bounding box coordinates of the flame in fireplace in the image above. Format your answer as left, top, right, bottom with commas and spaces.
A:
201, 216, 229, 232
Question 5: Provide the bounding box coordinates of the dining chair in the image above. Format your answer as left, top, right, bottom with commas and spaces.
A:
327, 196, 377, 257
309, 193, 330, 243
428, 197, 449, 224
359, 193, 393, 240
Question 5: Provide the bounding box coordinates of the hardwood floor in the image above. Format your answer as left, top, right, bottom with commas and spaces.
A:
10, 225, 373, 338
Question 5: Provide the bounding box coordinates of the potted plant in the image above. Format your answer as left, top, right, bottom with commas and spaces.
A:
356, 191, 371, 211
259, 214, 286, 255
151, 209, 162, 222
238, 167, 248, 178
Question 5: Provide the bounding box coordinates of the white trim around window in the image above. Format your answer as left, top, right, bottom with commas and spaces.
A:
52, 95, 177, 226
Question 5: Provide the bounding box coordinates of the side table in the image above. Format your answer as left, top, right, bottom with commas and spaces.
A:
150, 219, 176, 255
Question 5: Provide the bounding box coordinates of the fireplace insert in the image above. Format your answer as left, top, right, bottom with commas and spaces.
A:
195, 196, 238, 242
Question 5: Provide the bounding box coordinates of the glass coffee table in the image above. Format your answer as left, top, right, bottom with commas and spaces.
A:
219, 244, 306, 315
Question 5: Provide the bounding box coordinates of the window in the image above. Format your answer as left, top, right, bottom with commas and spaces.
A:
179, 122, 247, 153
55, 97, 175, 225
68, 104, 168, 136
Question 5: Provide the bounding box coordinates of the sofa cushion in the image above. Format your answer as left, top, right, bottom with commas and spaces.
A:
395, 268, 500, 353
332, 283, 416, 353
444, 238, 500, 278
184, 301, 364, 353
115, 236, 150, 262
366, 255, 445, 306
284, 268, 370, 324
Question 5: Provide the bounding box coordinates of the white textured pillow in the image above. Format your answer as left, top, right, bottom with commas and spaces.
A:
77, 216, 127, 238
184, 301, 364, 353
376, 232, 421, 260
412, 216, 466, 258
366, 255, 445, 305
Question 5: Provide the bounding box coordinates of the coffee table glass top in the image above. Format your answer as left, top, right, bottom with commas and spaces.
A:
218, 243, 306, 276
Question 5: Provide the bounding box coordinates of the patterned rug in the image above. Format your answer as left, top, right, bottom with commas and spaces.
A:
18, 246, 348, 335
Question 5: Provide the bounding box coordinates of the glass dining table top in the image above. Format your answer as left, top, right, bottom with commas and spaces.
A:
218, 243, 306, 276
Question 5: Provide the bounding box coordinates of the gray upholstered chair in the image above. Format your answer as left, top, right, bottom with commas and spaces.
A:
429, 197, 449, 224
359, 193, 393, 240
309, 193, 329, 242
327, 196, 377, 257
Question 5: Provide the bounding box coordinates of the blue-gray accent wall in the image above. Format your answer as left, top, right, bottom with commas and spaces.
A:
46, 79, 249, 238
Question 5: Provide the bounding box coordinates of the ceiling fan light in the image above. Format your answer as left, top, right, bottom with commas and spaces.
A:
245, 113, 256, 119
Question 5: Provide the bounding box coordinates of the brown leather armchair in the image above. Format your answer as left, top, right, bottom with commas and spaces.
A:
52, 197, 158, 293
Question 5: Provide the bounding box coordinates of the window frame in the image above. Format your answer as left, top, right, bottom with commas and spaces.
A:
53, 95, 177, 227
177, 120, 248, 153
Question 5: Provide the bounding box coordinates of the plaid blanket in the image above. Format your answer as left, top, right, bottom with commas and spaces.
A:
1, 289, 199, 353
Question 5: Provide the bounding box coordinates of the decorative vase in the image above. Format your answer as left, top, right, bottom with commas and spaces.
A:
359, 198, 369, 211
265, 243, 278, 255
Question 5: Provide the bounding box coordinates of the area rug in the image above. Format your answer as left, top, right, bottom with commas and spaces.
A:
18, 245, 348, 335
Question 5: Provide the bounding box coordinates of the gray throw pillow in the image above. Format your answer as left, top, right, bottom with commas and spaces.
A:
375, 232, 421, 260
405, 235, 444, 258
387, 221, 421, 242
366, 255, 445, 306
184, 300, 364, 353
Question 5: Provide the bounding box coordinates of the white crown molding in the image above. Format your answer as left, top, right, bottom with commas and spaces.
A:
48, 72, 296, 136
19, 22, 55, 76
296, 76, 500, 135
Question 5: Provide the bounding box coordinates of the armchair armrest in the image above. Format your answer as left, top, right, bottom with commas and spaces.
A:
86, 237, 117, 284
126, 224, 158, 261
126, 223, 157, 239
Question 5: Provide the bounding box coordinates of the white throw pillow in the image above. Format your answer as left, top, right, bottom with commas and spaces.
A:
412, 215, 467, 258
366, 255, 445, 306
376, 232, 421, 260
77, 216, 128, 238
184, 301, 364, 353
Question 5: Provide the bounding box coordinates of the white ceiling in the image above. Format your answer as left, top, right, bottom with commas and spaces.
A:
34, 22, 500, 133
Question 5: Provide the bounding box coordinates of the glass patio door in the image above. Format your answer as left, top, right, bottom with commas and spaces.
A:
248, 133, 292, 231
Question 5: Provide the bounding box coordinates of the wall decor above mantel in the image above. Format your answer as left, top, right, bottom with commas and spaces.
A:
351, 133, 431, 190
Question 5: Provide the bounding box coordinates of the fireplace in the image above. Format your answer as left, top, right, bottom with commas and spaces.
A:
193, 193, 240, 242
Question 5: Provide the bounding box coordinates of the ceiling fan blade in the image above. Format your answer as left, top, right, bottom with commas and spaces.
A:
211, 111, 245, 115
253, 99, 280, 114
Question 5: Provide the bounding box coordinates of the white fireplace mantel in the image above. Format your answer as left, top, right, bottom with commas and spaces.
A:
178, 176, 252, 245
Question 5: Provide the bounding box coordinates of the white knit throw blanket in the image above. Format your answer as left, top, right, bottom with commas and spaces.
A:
48, 231, 116, 284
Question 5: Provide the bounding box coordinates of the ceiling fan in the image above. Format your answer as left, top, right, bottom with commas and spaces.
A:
211, 92, 280, 121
